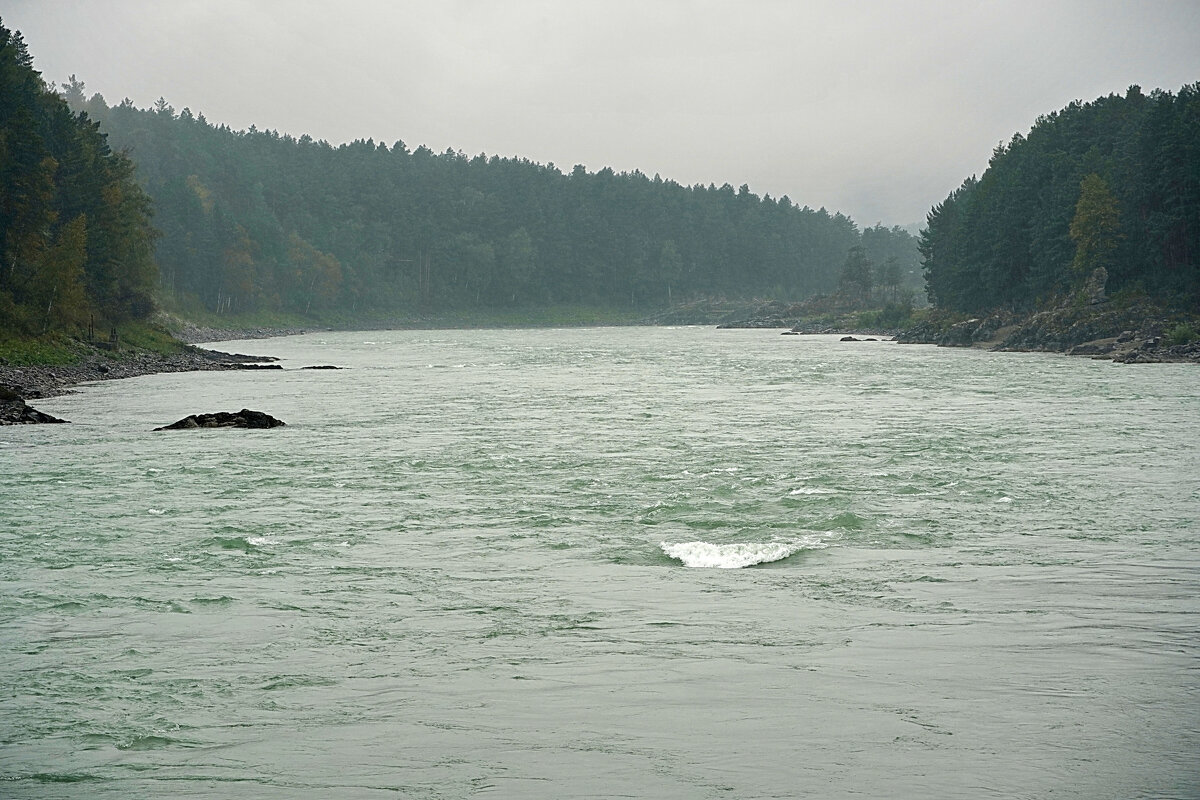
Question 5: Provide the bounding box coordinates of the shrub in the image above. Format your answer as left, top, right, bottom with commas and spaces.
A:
1164, 323, 1197, 347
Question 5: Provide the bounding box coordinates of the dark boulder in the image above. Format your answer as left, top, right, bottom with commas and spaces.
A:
937, 318, 982, 347
224, 363, 283, 370
840, 335, 861, 342
301, 365, 342, 369
154, 409, 285, 431
0, 389, 69, 425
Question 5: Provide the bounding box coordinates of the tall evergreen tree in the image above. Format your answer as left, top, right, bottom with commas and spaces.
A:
0, 19, 158, 333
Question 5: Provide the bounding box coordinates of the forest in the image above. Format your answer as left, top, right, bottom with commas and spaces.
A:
14, 10, 1194, 344
0, 24, 158, 337
43, 73, 918, 322
920, 84, 1200, 313
2, 17, 922, 335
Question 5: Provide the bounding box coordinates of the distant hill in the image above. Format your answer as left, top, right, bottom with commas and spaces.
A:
56, 84, 919, 319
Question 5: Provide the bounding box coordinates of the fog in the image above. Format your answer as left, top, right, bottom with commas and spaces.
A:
5, 0, 1199, 226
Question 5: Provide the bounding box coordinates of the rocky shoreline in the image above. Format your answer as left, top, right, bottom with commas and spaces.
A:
166, 320, 313, 345
895, 301, 1200, 364
0, 345, 278, 403
687, 285, 1199, 364
4, 294, 1195, 425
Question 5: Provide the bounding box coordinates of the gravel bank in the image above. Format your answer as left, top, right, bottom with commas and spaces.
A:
168, 321, 313, 344
0, 346, 278, 401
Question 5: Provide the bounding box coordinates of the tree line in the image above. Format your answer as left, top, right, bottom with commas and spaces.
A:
920, 84, 1200, 313
0, 21, 157, 336
58, 82, 918, 318
2, 16, 922, 332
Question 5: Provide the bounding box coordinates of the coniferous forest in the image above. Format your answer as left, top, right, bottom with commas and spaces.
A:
0, 25, 158, 336
51, 73, 919, 321
3, 14, 1197, 347
920, 84, 1200, 313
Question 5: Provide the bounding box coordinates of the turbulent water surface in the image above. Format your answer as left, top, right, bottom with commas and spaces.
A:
2, 327, 1198, 799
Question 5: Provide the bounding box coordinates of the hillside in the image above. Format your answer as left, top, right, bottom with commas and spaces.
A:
0, 23, 158, 338
920, 84, 1199, 313
899, 83, 1200, 363
61, 80, 920, 320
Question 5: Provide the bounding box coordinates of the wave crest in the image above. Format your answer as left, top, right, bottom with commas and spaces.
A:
660, 537, 827, 569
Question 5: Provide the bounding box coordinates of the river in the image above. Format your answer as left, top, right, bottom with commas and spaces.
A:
2, 327, 1197, 798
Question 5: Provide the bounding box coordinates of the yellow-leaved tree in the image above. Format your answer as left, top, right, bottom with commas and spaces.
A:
1069, 173, 1122, 279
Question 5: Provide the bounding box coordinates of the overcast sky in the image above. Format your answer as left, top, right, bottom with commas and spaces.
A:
5, 0, 1199, 227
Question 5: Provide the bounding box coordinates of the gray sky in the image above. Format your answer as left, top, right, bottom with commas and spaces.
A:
5, 1, 1199, 227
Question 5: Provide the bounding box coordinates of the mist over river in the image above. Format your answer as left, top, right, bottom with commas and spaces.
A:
2, 327, 1197, 799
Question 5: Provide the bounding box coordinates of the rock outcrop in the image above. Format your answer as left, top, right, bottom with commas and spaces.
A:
154, 409, 285, 431
0, 387, 69, 424
1082, 267, 1108, 305
896, 299, 1199, 363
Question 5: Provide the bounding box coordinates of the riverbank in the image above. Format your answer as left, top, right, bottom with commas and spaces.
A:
159, 304, 646, 344
6, 295, 1196, 409
0, 341, 277, 402
704, 293, 1200, 364
895, 300, 1200, 364
1, 303, 642, 404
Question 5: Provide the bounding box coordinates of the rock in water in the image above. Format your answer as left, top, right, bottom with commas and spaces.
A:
154, 409, 285, 431
0, 396, 69, 424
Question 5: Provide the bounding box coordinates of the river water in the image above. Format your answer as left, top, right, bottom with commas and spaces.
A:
1, 327, 1197, 799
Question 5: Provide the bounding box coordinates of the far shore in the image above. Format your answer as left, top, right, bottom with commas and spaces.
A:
0, 345, 279, 402
4, 306, 1197, 412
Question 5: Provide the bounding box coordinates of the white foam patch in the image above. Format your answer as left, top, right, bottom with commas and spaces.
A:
660, 537, 828, 569
788, 487, 836, 495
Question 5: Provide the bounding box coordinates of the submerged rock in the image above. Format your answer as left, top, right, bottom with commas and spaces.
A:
301, 365, 342, 369
840, 335, 861, 342
154, 409, 285, 431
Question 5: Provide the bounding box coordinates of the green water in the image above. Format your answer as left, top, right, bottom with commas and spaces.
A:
2, 327, 1197, 798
